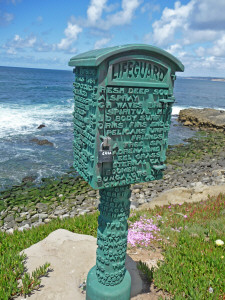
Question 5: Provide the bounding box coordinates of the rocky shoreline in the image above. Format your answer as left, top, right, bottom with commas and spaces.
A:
1, 131, 225, 233
179, 108, 225, 132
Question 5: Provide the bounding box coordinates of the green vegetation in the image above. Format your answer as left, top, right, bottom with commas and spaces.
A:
137, 260, 154, 284
166, 131, 225, 164
1, 194, 224, 299
0, 131, 225, 299
1, 131, 225, 213
0, 171, 90, 212
131, 193, 225, 299
0, 213, 98, 299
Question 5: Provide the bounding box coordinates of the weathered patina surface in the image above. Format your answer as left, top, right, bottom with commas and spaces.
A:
69, 44, 184, 189
86, 185, 132, 300
69, 44, 184, 300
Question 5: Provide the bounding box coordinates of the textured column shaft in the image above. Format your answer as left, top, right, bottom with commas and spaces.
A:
96, 185, 131, 286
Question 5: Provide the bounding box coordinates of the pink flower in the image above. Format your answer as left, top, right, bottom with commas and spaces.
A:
184, 215, 188, 218
128, 217, 161, 247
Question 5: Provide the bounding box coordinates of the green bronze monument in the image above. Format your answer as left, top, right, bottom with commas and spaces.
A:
69, 44, 184, 300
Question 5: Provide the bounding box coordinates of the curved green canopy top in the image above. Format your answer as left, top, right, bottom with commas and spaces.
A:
68, 44, 184, 72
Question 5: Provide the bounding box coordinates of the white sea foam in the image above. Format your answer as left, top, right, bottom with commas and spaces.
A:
0, 100, 74, 138
172, 105, 225, 116
0, 157, 10, 163
172, 106, 208, 115
172, 106, 187, 115
1, 102, 224, 139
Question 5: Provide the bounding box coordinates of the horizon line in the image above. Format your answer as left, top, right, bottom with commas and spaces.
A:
0, 65, 224, 79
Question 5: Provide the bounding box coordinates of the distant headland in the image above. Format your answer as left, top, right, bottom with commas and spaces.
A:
179, 76, 225, 82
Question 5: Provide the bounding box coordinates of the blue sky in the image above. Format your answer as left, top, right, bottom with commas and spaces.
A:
1, 0, 225, 77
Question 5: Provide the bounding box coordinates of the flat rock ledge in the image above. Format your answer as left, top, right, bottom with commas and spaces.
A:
138, 184, 225, 210
14, 229, 143, 300
178, 108, 225, 131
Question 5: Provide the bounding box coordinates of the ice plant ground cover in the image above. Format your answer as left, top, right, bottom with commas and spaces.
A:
0, 213, 98, 299
128, 193, 225, 299
0, 193, 224, 299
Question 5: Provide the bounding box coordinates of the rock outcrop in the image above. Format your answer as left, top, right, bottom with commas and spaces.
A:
21, 176, 36, 183
37, 124, 46, 129
178, 108, 225, 131
15, 229, 143, 300
1, 167, 225, 233
138, 183, 225, 210
30, 138, 53, 146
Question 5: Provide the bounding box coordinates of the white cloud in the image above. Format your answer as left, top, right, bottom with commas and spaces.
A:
191, 0, 225, 30
101, 0, 141, 29
3, 21, 81, 55
87, 0, 107, 24
208, 34, 225, 57
166, 44, 182, 55
64, 22, 82, 40
67, 47, 77, 54
144, 0, 225, 76
84, 0, 141, 30
10, 34, 37, 48
104, 3, 120, 13
183, 30, 219, 46
151, 0, 225, 49
165, 44, 187, 61
141, 3, 160, 14
57, 38, 72, 50
152, 1, 195, 46
3, 33, 55, 53
36, 41, 53, 52
172, 50, 225, 76
55, 0, 141, 54
140, 3, 160, 20
14, 34, 20, 41
7, 47, 17, 55
57, 22, 82, 50
54, 0, 141, 55
195, 46, 205, 57
0, 11, 14, 26
94, 37, 110, 49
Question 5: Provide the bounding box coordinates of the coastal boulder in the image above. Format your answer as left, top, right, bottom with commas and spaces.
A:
30, 138, 53, 146
178, 108, 225, 132
37, 124, 46, 129
22, 176, 36, 183
15, 229, 143, 300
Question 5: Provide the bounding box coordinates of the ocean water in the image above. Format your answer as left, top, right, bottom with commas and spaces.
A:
0, 66, 225, 190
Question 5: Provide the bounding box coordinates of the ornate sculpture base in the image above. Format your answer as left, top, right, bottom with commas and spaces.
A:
86, 266, 131, 300
86, 185, 131, 300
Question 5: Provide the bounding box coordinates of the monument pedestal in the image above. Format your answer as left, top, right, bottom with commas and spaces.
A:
86, 185, 131, 300
86, 266, 131, 300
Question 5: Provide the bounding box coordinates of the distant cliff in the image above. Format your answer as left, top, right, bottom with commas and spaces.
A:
179, 76, 225, 82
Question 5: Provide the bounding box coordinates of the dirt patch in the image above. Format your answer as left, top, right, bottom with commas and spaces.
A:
128, 246, 171, 299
